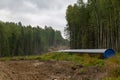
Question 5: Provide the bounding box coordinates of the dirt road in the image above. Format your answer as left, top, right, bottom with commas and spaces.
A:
0, 60, 106, 80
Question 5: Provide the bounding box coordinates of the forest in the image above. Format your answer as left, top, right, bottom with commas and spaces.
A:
66, 0, 120, 51
0, 0, 120, 80
0, 21, 68, 57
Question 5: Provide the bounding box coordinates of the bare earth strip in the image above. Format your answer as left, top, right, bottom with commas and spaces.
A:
0, 60, 107, 80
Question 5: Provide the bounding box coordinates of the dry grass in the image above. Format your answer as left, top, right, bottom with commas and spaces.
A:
103, 53, 120, 79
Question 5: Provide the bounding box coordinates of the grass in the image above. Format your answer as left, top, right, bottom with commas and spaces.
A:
103, 53, 120, 80
40, 52, 105, 67
0, 52, 105, 67
103, 77, 120, 80
0, 55, 41, 61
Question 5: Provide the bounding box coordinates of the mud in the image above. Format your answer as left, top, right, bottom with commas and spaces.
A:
0, 60, 106, 80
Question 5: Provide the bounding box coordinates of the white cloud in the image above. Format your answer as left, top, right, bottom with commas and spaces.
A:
0, 9, 9, 21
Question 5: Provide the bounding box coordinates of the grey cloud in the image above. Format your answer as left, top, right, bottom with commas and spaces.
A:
0, 0, 77, 13
27, 0, 67, 10
0, 0, 39, 14
0, 0, 66, 13
0, 0, 24, 9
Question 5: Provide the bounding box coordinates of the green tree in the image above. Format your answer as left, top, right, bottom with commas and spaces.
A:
66, 0, 120, 51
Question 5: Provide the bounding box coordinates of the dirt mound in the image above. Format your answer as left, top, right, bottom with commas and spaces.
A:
0, 60, 106, 80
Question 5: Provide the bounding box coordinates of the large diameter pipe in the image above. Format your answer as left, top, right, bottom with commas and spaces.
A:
58, 49, 115, 58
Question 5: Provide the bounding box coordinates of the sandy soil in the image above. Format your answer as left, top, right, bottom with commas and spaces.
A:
0, 60, 107, 80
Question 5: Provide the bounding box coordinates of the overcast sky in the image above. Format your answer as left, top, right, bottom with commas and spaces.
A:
0, 0, 79, 38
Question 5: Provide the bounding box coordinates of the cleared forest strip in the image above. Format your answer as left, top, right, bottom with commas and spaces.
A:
0, 52, 120, 79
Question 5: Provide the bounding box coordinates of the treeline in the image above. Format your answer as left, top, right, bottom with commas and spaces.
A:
0, 21, 68, 57
66, 0, 120, 51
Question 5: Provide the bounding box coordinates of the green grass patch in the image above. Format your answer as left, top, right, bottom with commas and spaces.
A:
0, 52, 105, 67
0, 52, 120, 67
39, 52, 105, 67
